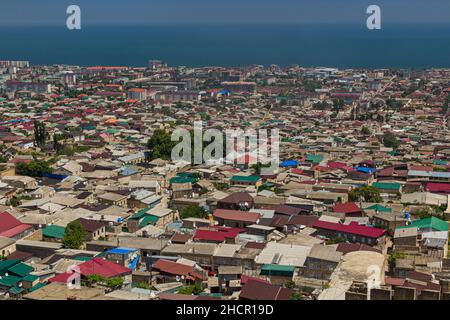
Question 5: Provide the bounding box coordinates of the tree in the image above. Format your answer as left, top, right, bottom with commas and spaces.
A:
33, 120, 46, 148
15, 160, 53, 177
147, 129, 176, 160
178, 284, 203, 295
361, 126, 371, 135
289, 292, 302, 300
349, 185, 382, 203
62, 220, 87, 249
106, 277, 124, 289
181, 205, 206, 219
383, 132, 400, 149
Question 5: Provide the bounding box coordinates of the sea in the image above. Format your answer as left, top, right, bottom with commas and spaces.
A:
1, 23, 450, 69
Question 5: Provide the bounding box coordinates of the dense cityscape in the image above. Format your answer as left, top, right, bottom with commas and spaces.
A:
0, 59, 449, 301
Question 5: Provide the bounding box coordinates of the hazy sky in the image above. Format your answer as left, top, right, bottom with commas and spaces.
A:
1, 0, 450, 26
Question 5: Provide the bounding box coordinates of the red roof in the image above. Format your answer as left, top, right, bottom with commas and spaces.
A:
313, 221, 386, 239
327, 161, 347, 169
194, 226, 245, 242
0, 212, 32, 238
240, 279, 293, 300
332, 202, 361, 214
49, 258, 130, 283
213, 209, 260, 223
153, 259, 206, 281
426, 182, 450, 193
241, 274, 270, 285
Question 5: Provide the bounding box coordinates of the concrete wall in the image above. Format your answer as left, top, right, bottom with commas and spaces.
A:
370, 288, 392, 300
418, 289, 440, 300
393, 286, 416, 300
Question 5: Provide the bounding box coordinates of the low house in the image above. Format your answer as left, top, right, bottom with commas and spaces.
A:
302, 244, 342, 280
42, 225, 65, 242
332, 202, 363, 218
97, 192, 128, 207
105, 247, 140, 269
213, 209, 261, 228
0, 236, 16, 258
230, 175, 262, 188
313, 220, 386, 245
193, 226, 245, 244
152, 259, 207, 284
77, 218, 106, 241
239, 279, 293, 300
217, 192, 254, 211
48, 257, 131, 283
259, 264, 295, 285
0, 212, 33, 240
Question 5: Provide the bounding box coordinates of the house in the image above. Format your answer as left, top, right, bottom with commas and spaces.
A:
259, 264, 295, 285
396, 217, 448, 234
218, 265, 243, 294
97, 192, 128, 207
48, 257, 131, 283
105, 247, 140, 269
213, 209, 261, 228
217, 192, 254, 211
0, 212, 33, 240
152, 259, 206, 284
239, 279, 293, 300
313, 220, 386, 245
42, 225, 65, 242
0, 236, 16, 258
332, 202, 363, 218
77, 218, 106, 241
193, 226, 245, 244
302, 244, 342, 280
230, 175, 262, 188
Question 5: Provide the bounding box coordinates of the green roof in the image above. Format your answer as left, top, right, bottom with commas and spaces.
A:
0, 260, 20, 276
73, 256, 93, 262
169, 176, 197, 185
8, 262, 33, 277
30, 282, 48, 292
139, 215, 159, 228
260, 264, 295, 276
0, 275, 22, 288
22, 274, 39, 282
397, 217, 448, 232
372, 182, 401, 191
306, 154, 324, 164
231, 175, 261, 183
9, 286, 24, 294
42, 225, 65, 239
365, 204, 392, 213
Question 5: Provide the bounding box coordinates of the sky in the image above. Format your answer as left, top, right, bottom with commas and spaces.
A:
1, 0, 450, 26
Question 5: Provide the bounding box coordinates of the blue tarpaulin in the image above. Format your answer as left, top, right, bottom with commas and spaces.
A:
355, 167, 377, 174
280, 160, 298, 168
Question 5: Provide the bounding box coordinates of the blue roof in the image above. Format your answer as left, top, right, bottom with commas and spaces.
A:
355, 167, 377, 174
107, 247, 138, 254
280, 160, 298, 167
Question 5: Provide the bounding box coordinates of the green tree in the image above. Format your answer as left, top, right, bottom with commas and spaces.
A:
106, 277, 124, 289
289, 292, 302, 300
15, 160, 53, 177
348, 185, 382, 203
147, 129, 176, 160
383, 132, 400, 149
33, 120, 46, 148
178, 284, 203, 295
62, 220, 87, 249
181, 205, 206, 219
361, 126, 371, 135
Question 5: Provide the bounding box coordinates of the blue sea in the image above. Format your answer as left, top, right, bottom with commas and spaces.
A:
1, 23, 450, 68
